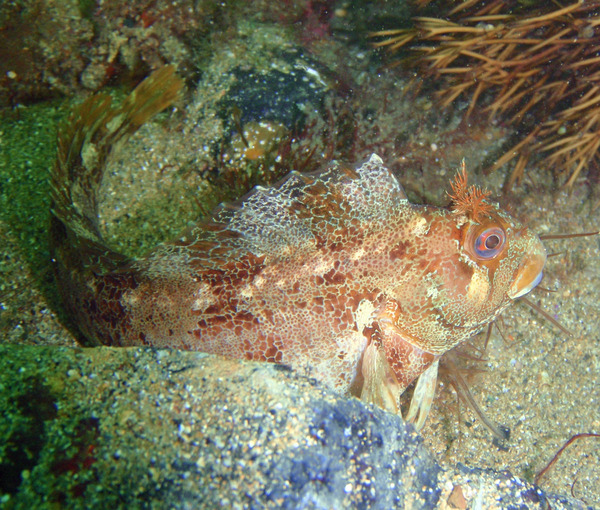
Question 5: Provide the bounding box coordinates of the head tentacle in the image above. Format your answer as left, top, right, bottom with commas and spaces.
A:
448, 160, 493, 222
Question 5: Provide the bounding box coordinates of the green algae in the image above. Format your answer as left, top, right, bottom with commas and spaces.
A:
0, 90, 129, 309
0, 102, 67, 290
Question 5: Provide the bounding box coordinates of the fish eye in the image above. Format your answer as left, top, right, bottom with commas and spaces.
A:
473, 227, 506, 259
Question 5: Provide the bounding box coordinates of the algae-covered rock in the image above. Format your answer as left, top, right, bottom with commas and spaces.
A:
0, 345, 587, 509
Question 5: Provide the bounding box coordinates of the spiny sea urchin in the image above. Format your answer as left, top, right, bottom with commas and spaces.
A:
371, 0, 600, 189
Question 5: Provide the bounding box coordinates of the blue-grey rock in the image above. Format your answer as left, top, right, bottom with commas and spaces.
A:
0, 345, 590, 509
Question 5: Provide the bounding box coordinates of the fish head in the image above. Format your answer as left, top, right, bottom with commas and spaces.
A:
445, 163, 546, 310
381, 202, 546, 358
455, 204, 546, 319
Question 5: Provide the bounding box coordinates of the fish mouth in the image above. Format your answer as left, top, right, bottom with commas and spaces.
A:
508, 240, 547, 299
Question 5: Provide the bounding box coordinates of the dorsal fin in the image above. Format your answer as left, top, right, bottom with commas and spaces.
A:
201, 154, 409, 259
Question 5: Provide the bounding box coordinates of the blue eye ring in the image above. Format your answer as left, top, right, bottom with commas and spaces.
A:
474, 227, 506, 259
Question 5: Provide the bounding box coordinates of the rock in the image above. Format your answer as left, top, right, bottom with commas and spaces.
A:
0, 345, 589, 509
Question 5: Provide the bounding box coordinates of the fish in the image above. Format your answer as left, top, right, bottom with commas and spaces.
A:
50, 67, 546, 429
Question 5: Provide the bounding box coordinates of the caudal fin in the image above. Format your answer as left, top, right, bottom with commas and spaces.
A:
49, 66, 183, 343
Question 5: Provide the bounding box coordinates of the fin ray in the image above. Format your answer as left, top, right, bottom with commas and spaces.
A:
204, 154, 410, 260
51, 66, 184, 274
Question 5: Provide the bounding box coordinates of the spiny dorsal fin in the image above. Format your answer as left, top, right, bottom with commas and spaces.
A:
206, 154, 409, 259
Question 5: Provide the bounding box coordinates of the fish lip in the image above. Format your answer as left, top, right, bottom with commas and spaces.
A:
508, 243, 547, 299
510, 269, 544, 299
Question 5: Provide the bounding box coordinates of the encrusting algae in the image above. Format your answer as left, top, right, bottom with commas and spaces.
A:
50, 67, 547, 429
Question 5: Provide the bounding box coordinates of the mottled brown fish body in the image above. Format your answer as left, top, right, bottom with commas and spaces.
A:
51, 69, 546, 425
89, 204, 457, 392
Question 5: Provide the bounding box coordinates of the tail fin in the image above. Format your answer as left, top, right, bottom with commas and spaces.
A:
50, 66, 183, 343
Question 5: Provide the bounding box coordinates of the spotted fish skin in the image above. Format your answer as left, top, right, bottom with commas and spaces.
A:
51, 68, 546, 419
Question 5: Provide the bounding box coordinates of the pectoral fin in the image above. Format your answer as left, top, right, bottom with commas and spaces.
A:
405, 359, 440, 431
359, 341, 403, 413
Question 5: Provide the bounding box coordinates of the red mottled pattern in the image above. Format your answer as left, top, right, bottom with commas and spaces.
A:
50, 69, 546, 419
